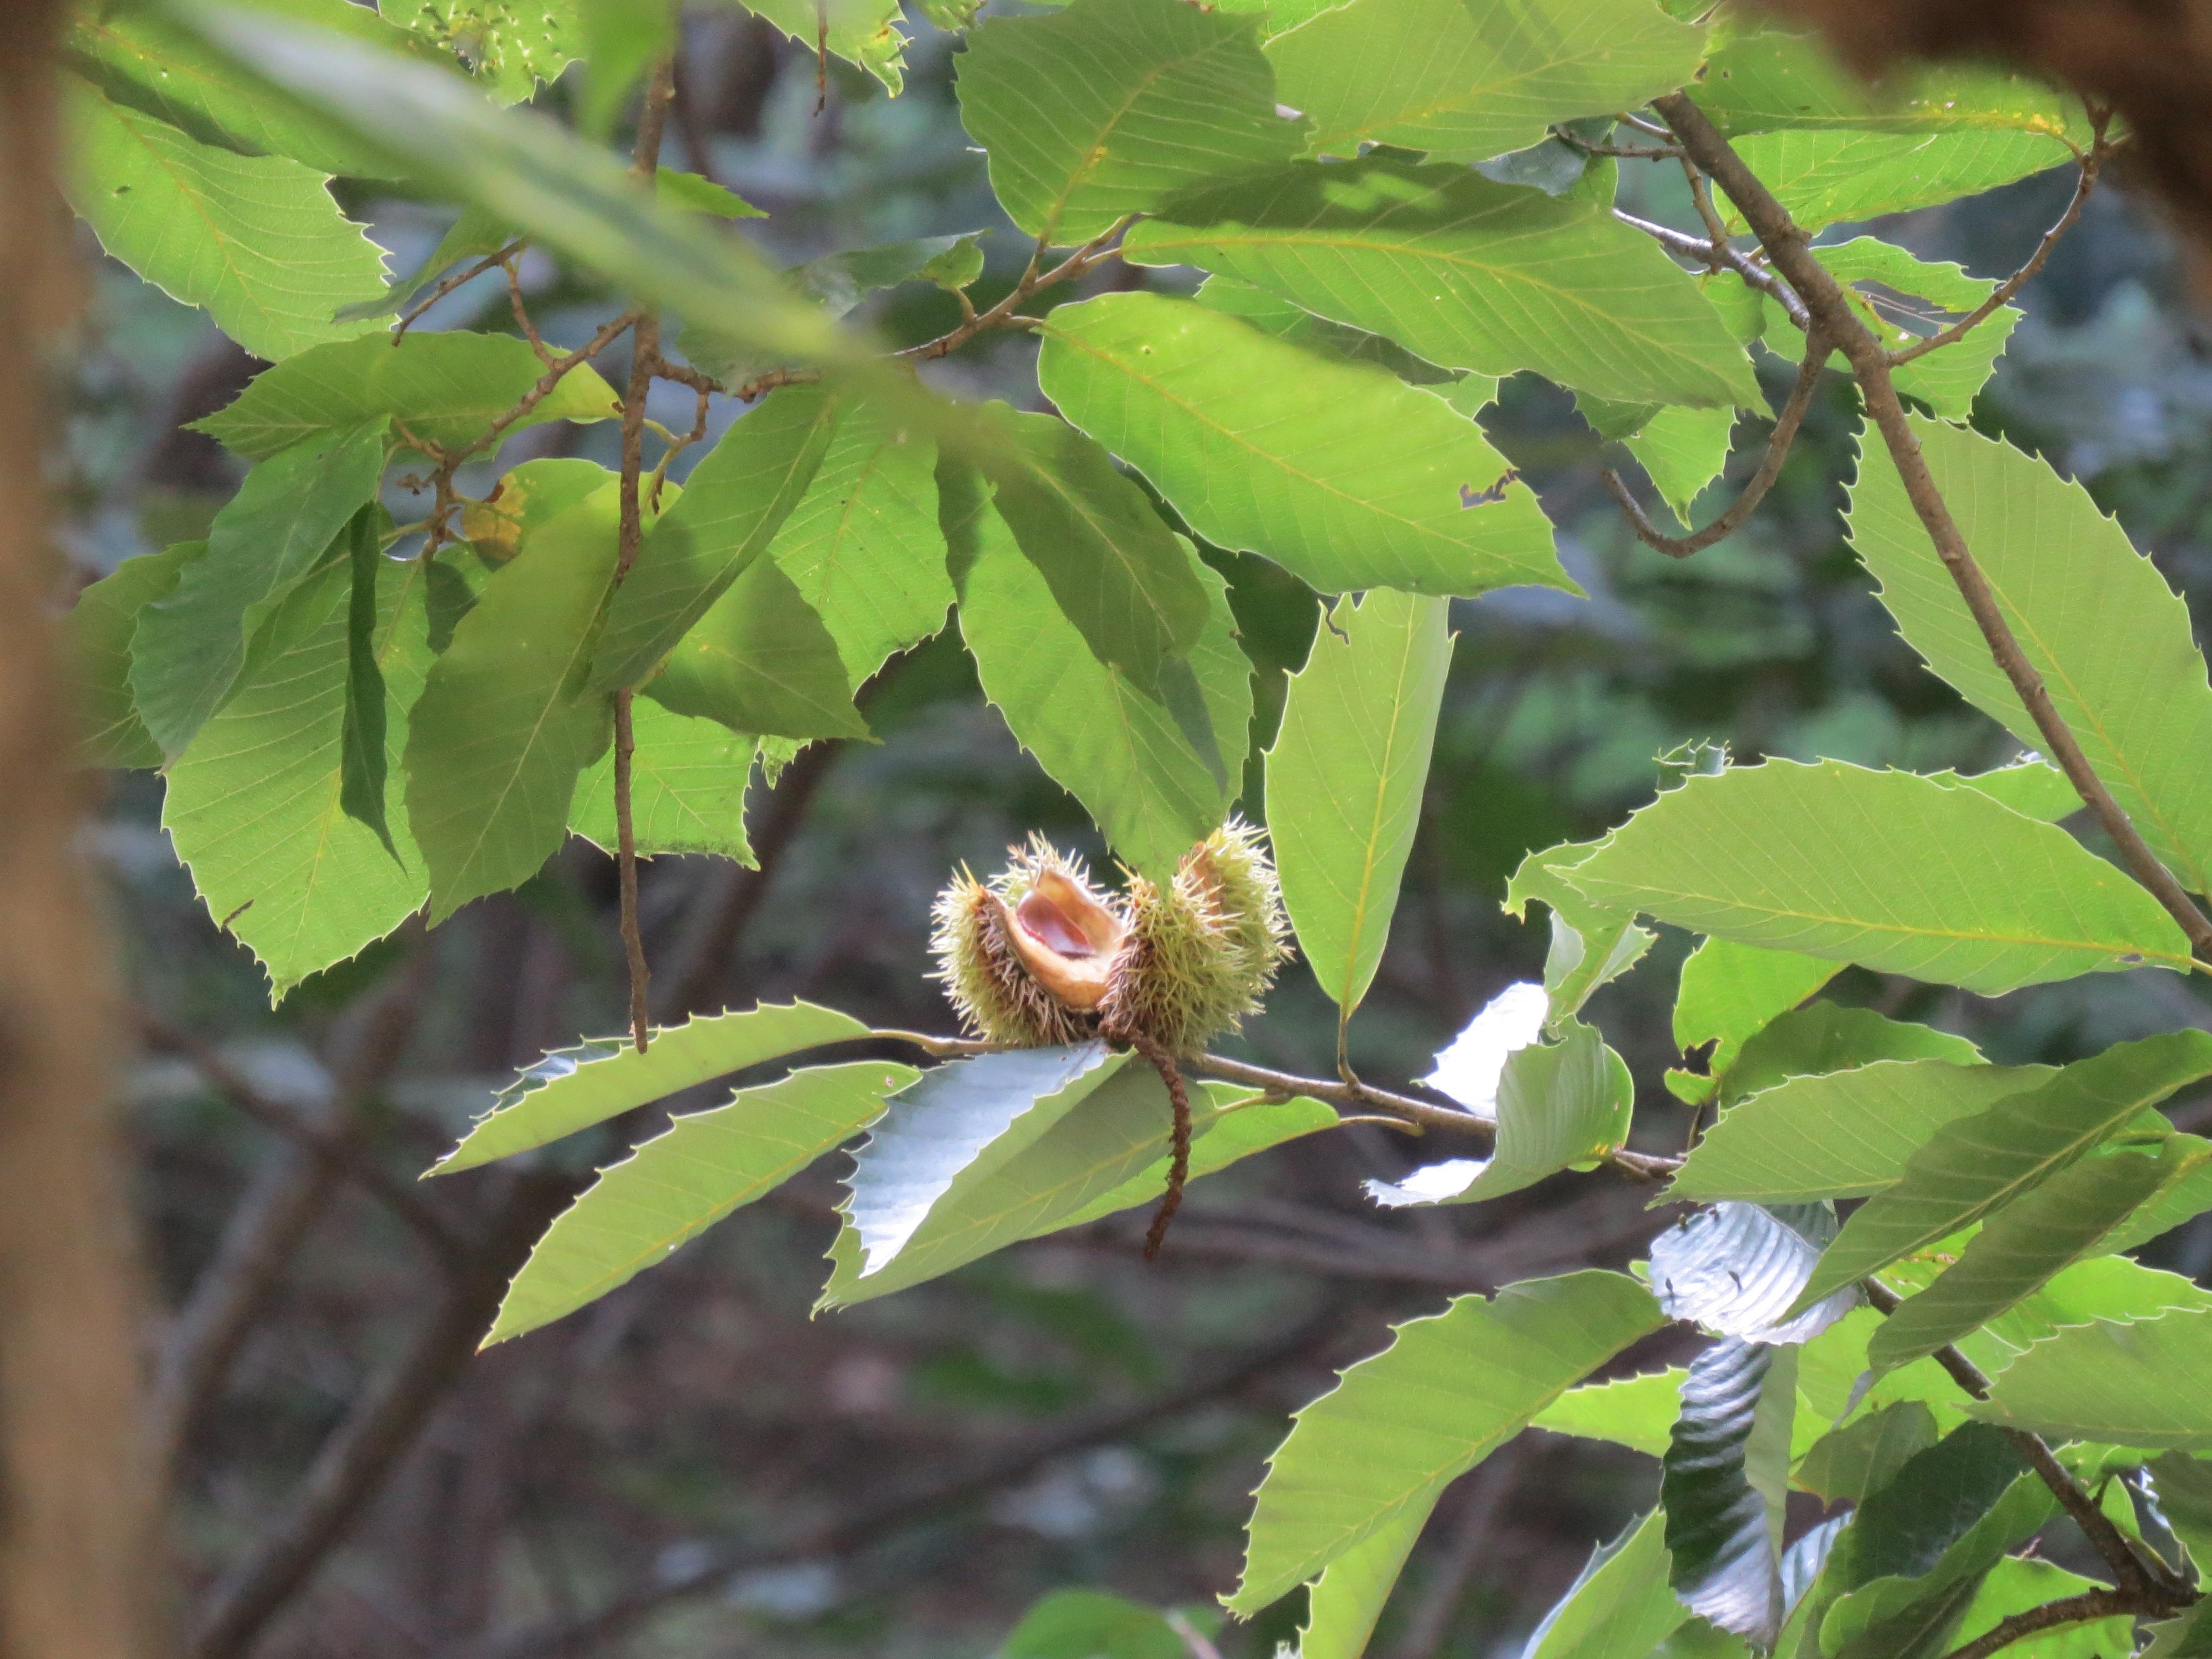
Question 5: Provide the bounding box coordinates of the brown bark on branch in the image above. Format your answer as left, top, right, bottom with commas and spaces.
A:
1938, 1587, 2138, 1659
609, 60, 679, 1055
1859, 1280, 2191, 1609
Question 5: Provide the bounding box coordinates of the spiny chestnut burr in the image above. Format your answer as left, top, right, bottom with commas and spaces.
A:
928, 820, 1290, 1055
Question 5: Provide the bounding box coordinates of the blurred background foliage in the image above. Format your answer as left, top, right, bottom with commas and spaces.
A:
70, 9, 2212, 1655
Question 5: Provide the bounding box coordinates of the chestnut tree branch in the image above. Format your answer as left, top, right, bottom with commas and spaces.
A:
1603, 327, 1831, 557
1614, 208, 1811, 329
1859, 1279, 2189, 1606
867, 1029, 1682, 1181
1938, 1588, 2139, 1659
1653, 88, 2212, 964
608, 58, 679, 1055
1891, 121, 2111, 366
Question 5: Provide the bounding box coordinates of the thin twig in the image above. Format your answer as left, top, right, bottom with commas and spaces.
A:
729, 364, 823, 401
1601, 328, 1831, 557
609, 308, 659, 1052
1614, 209, 1811, 329
1102, 1022, 1192, 1258
395, 241, 525, 337
1891, 119, 2111, 366
645, 366, 711, 510
899, 218, 1128, 365
1549, 123, 1682, 160
1653, 88, 2212, 965
1681, 154, 1733, 252
503, 255, 555, 364
814, 0, 828, 114
1858, 1280, 2187, 1604
1938, 1588, 2139, 1659
606, 59, 678, 1056
405, 312, 638, 555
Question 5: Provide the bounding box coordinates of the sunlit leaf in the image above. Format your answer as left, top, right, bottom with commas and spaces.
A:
1507, 841, 1656, 1030
1265, 0, 1706, 164
568, 698, 757, 862
488, 1060, 912, 1345
794, 234, 985, 318
823, 1081, 1313, 1310
645, 555, 869, 742
1266, 589, 1450, 1016
65, 0, 422, 178
1670, 1060, 2053, 1206
61, 75, 387, 359
1792, 1401, 1938, 1504
1369, 1018, 1630, 1206
1292, 1511, 1426, 1659
1691, 24, 2091, 143
196, 331, 618, 462
1850, 415, 2212, 896
954, 0, 1301, 246
1797, 1031, 2212, 1308
1230, 1270, 1663, 1614
1563, 759, 2195, 993
949, 464, 1249, 880
768, 401, 948, 690
1039, 292, 1571, 599
66, 541, 202, 770
1053, 1092, 1336, 1233
435, 999, 872, 1173
1668, 935, 1838, 1107
1530, 1368, 1685, 1459
165, 537, 438, 997
997, 1589, 1188, 1659
131, 417, 389, 757
739, 0, 909, 96
168, 2, 891, 401
1818, 239, 2017, 418
592, 387, 842, 696
1820, 1468, 2054, 1658
1718, 1003, 1980, 1109
1972, 1311, 2212, 1451
1869, 1140, 2194, 1374
1124, 154, 1763, 410
1726, 129, 2072, 237
1948, 1558, 2134, 1659
405, 490, 623, 919
1524, 1509, 1687, 1659
973, 402, 1211, 694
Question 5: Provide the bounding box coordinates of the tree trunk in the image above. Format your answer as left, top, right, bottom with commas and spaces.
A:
0, 11, 160, 1658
